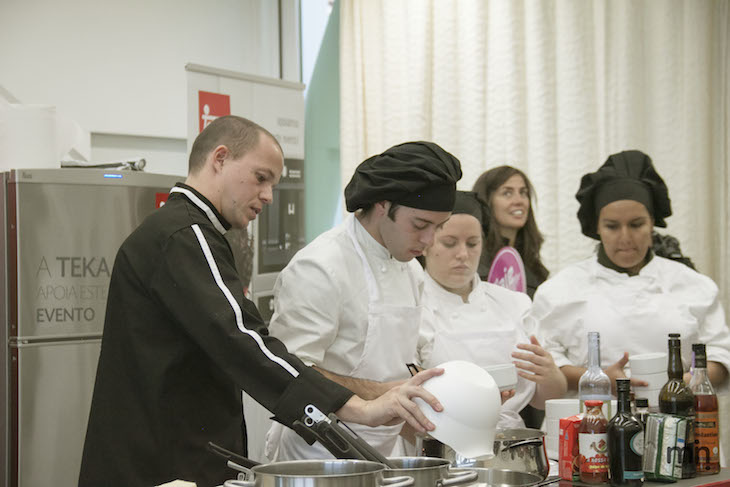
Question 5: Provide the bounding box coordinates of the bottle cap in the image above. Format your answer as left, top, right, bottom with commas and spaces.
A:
692, 343, 706, 353
669, 333, 681, 338
584, 400, 604, 407
616, 378, 631, 392
635, 398, 649, 408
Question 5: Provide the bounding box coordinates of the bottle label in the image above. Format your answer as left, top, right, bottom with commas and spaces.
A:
579, 433, 609, 474
623, 470, 645, 480
694, 410, 720, 466
630, 432, 644, 456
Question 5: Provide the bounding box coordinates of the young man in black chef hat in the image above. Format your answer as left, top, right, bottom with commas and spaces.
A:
265, 142, 465, 460
78, 117, 444, 487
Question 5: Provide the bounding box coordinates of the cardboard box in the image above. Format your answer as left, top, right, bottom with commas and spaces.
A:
643, 413, 692, 481
559, 414, 583, 481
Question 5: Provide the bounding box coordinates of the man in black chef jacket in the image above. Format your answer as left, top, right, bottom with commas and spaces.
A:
79, 115, 443, 487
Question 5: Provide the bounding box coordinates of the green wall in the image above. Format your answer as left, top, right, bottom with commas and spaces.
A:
304, 1, 341, 242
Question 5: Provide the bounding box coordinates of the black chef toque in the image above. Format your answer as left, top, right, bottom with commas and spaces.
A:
451, 191, 487, 227
576, 150, 672, 239
344, 141, 463, 212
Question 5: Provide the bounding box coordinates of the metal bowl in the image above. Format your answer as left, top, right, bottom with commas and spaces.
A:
420, 428, 549, 481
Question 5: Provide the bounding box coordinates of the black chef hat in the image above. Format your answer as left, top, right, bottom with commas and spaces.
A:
344, 141, 463, 212
576, 150, 672, 239
451, 191, 486, 226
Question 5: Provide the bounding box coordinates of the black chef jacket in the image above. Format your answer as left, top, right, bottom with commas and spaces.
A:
79, 183, 353, 487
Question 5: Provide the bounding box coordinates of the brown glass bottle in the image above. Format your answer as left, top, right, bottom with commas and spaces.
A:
658, 333, 696, 478
689, 343, 720, 475
608, 379, 644, 486
579, 399, 609, 483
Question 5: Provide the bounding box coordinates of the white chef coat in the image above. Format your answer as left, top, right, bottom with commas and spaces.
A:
418, 272, 537, 429
532, 254, 730, 376
265, 214, 423, 460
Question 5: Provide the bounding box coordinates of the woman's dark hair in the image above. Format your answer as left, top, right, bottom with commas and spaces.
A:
472, 165, 549, 283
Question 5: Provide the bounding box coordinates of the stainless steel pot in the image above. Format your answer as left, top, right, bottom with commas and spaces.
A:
383, 457, 478, 486
451, 468, 544, 487
223, 459, 413, 487
419, 428, 549, 481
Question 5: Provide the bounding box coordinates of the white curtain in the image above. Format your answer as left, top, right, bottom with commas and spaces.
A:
340, 0, 730, 307
340, 0, 730, 462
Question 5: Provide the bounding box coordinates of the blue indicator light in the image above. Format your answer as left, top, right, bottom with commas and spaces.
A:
103, 174, 123, 179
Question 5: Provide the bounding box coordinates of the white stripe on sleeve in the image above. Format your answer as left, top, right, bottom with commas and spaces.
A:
191, 224, 299, 377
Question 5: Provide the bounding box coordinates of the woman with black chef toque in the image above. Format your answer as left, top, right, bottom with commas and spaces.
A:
532, 150, 730, 393
416, 191, 567, 430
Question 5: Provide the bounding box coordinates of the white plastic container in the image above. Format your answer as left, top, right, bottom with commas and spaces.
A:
484, 363, 518, 391
544, 399, 580, 420
631, 370, 668, 390
415, 360, 502, 459
629, 352, 667, 375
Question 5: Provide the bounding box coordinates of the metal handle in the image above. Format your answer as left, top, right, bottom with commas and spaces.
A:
381, 474, 414, 487
298, 404, 396, 468
226, 460, 252, 476
442, 468, 478, 486
223, 480, 253, 487
500, 438, 544, 450
207, 441, 260, 469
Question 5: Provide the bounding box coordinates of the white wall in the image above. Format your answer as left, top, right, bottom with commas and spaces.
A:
90, 133, 188, 176
1, 0, 301, 176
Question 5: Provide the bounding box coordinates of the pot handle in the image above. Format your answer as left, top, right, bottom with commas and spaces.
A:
442, 468, 478, 486
226, 460, 253, 476
381, 474, 414, 487
501, 438, 544, 450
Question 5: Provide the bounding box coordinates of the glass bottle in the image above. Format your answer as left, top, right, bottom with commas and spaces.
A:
608, 379, 644, 486
579, 399, 610, 483
580, 332, 612, 419
634, 398, 649, 429
658, 333, 696, 478
689, 343, 720, 475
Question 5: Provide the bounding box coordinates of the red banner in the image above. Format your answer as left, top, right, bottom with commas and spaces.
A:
198, 91, 231, 132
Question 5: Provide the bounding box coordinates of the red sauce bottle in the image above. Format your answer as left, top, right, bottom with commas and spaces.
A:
579, 399, 610, 483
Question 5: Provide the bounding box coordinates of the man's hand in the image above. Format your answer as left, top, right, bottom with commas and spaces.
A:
335, 368, 444, 433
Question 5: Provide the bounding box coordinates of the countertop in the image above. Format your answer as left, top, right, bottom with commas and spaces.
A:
549, 469, 730, 487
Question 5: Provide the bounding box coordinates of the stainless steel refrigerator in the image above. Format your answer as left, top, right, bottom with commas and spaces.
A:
0, 168, 183, 487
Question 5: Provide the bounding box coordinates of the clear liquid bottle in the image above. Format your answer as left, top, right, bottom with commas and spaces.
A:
658, 333, 696, 478
608, 379, 644, 486
580, 332, 612, 418
689, 343, 720, 475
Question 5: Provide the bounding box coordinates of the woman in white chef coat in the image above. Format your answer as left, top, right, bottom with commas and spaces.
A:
533, 150, 730, 391
417, 191, 567, 429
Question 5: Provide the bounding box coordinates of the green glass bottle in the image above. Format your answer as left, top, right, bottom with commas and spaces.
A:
608, 379, 644, 486
658, 333, 696, 478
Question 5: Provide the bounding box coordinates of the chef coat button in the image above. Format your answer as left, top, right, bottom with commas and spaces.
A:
380, 265, 387, 273
481, 305, 488, 312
